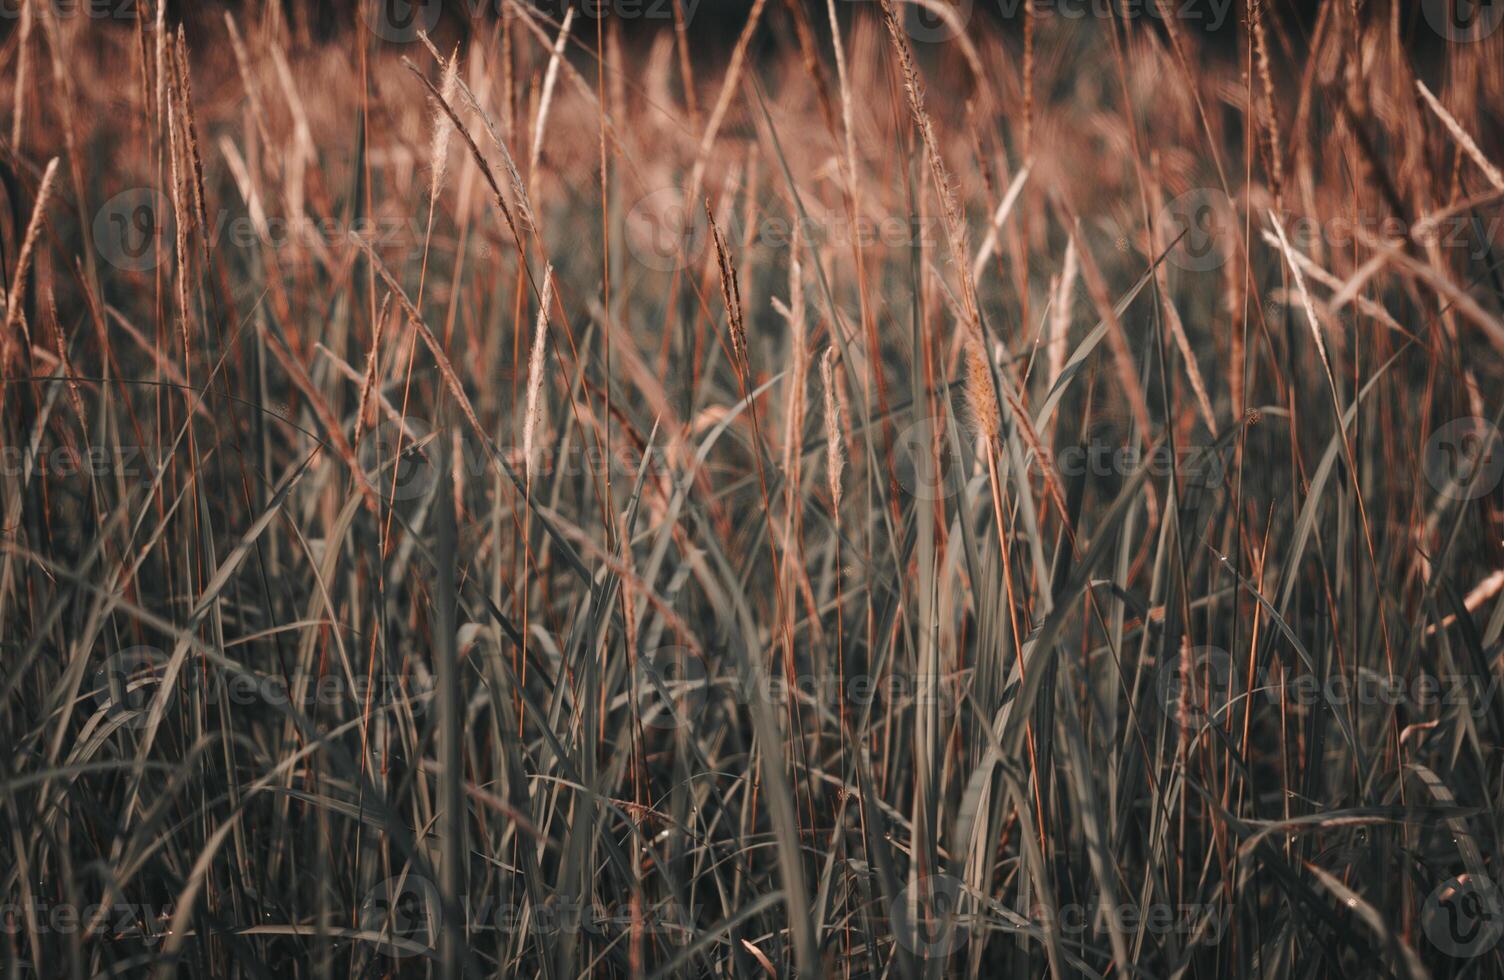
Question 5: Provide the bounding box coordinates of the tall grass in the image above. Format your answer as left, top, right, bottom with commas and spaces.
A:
2, 1, 1503, 977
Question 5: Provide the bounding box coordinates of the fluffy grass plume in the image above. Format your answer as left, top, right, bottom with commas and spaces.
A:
2, 4, 1503, 978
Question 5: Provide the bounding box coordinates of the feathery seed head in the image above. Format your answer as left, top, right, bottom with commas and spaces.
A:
821, 347, 845, 510
964, 338, 1000, 444
523, 265, 555, 482
429, 49, 460, 203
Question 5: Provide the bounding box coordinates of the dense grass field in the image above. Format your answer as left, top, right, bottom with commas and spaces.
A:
2, 0, 1503, 976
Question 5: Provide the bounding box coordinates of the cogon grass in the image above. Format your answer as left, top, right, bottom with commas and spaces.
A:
2, 4, 1503, 979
